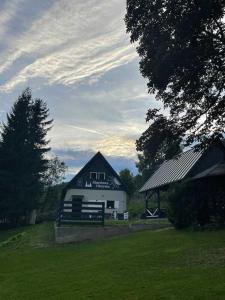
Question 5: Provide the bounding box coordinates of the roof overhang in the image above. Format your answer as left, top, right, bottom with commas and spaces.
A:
193, 162, 225, 179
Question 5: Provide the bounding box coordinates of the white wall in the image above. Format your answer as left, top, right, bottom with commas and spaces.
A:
64, 189, 127, 214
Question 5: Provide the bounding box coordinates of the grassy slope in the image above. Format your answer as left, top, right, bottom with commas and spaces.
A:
0, 223, 224, 300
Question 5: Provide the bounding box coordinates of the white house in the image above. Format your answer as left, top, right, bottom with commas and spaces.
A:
62, 152, 127, 216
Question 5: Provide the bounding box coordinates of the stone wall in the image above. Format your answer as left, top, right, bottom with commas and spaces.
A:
55, 223, 170, 244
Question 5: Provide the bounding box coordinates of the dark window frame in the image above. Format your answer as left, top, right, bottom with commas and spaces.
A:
90, 172, 97, 180
107, 200, 115, 209
98, 172, 105, 180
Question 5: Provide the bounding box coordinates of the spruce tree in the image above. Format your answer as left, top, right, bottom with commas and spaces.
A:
0, 88, 52, 225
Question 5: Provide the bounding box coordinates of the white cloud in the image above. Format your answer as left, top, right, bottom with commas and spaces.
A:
49, 119, 146, 160
0, 0, 155, 172
0, 0, 137, 92
0, 0, 26, 41
66, 125, 108, 137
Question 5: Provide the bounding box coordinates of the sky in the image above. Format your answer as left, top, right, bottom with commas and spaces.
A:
0, 0, 158, 179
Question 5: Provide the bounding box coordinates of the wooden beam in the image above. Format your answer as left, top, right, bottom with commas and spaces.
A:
145, 190, 155, 213
145, 192, 148, 210
157, 189, 161, 211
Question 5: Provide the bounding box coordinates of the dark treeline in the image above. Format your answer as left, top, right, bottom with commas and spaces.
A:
0, 88, 66, 227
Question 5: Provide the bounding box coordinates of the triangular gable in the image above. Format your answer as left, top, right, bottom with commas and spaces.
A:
193, 162, 225, 179
65, 151, 126, 192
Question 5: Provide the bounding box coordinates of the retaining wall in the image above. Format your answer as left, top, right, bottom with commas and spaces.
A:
55, 223, 170, 243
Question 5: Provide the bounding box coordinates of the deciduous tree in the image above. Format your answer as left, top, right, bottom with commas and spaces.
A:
125, 0, 225, 147
119, 168, 135, 197
136, 110, 182, 182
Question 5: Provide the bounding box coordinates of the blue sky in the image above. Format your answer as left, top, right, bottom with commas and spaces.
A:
0, 0, 158, 179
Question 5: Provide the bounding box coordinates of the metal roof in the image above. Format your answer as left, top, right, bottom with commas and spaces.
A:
193, 162, 225, 179
140, 149, 203, 192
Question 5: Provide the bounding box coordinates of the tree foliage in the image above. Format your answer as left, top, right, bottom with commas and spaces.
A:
119, 168, 135, 197
40, 157, 67, 216
0, 88, 52, 225
136, 111, 182, 181
42, 157, 67, 187
125, 0, 225, 147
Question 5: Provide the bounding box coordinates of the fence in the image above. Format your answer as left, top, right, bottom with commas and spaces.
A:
57, 200, 105, 226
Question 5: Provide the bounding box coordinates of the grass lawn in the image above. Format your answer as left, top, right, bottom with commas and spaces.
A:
0, 223, 225, 300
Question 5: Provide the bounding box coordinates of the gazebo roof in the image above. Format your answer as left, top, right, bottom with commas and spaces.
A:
140, 148, 203, 193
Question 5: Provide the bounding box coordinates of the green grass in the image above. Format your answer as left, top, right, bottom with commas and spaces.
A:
0, 223, 54, 248
0, 223, 225, 299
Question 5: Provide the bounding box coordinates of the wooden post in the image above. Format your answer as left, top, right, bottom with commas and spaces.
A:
157, 189, 161, 212
145, 192, 148, 214
102, 202, 105, 226
57, 200, 64, 227
57, 208, 61, 227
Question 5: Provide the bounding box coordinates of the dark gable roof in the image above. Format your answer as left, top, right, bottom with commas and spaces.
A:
66, 151, 125, 190
140, 149, 203, 192
193, 162, 225, 179
222, 139, 225, 148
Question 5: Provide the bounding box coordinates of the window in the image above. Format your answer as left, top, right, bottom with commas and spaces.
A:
90, 172, 97, 180
107, 200, 115, 209
98, 172, 105, 180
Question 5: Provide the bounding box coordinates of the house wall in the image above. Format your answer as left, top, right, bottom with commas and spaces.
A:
64, 188, 127, 214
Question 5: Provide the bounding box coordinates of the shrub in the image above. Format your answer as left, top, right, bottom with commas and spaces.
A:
167, 180, 210, 229
167, 178, 225, 229
128, 201, 145, 219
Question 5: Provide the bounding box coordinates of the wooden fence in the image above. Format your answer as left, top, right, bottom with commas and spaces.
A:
57, 200, 105, 226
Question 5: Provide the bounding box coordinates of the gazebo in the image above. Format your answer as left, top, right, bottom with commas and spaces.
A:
140, 140, 225, 218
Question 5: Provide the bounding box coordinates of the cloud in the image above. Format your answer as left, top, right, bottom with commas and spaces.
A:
44, 62, 151, 161
0, 1, 156, 176
0, 0, 26, 41
50, 122, 138, 158
0, 60, 153, 175
0, 0, 137, 92
66, 125, 108, 137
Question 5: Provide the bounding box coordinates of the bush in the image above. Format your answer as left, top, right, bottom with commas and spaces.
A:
128, 201, 145, 219
36, 211, 57, 223
167, 178, 225, 229
167, 180, 210, 229
167, 182, 192, 229
208, 180, 225, 226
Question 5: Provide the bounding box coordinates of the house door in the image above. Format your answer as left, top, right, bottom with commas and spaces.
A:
72, 196, 83, 216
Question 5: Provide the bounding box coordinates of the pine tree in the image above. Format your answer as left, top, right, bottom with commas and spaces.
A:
0, 88, 52, 225
26, 98, 52, 216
